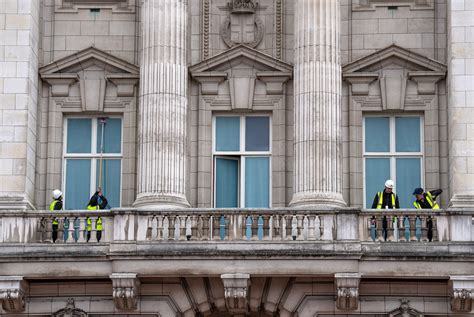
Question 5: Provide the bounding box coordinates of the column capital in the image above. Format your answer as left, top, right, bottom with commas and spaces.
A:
335, 273, 361, 311
110, 273, 140, 311
221, 273, 250, 315
0, 276, 28, 312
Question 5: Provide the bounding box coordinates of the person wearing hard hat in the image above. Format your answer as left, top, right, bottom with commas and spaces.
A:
371, 179, 400, 209
412, 187, 442, 209
49, 189, 63, 243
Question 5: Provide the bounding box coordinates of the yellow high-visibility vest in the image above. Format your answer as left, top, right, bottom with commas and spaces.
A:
376, 192, 396, 209
96, 217, 103, 231
413, 191, 439, 209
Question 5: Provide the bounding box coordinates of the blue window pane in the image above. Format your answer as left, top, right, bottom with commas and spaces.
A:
396, 158, 421, 208
245, 117, 270, 151
216, 117, 240, 151
245, 157, 270, 208
396, 117, 421, 152
365, 117, 390, 152
365, 158, 390, 208
96, 159, 121, 208
216, 158, 239, 207
65, 159, 91, 210
67, 119, 91, 153
97, 118, 122, 153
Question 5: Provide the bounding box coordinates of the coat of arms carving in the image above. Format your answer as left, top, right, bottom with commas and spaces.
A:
221, 0, 264, 48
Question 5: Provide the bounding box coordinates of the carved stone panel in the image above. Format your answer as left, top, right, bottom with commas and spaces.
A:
335, 273, 361, 310
0, 276, 28, 313
221, 0, 264, 48
110, 273, 140, 311
221, 273, 250, 315
450, 276, 474, 312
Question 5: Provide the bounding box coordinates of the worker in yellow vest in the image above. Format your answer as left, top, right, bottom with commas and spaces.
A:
49, 189, 63, 243
85, 216, 92, 242
371, 179, 400, 209
96, 216, 103, 242
86, 187, 108, 210
413, 188, 442, 209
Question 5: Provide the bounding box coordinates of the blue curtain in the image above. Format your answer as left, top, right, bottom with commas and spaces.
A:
396, 117, 421, 152
245, 157, 270, 208
65, 159, 91, 210
396, 158, 421, 208
245, 117, 270, 151
365, 117, 390, 152
97, 118, 122, 153
216, 158, 239, 207
67, 119, 91, 153
365, 158, 390, 208
216, 117, 240, 151
96, 159, 121, 208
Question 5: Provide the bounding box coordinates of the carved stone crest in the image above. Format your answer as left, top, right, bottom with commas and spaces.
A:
388, 299, 424, 317
221, 0, 264, 48
52, 298, 87, 317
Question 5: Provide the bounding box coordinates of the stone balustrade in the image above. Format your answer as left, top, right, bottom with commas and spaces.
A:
0, 209, 472, 244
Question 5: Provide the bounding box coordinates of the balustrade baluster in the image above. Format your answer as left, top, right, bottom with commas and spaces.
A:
151, 217, 158, 240
63, 217, 70, 243
291, 216, 298, 241
245, 215, 252, 240
163, 216, 170, 240
403, 216, 410, 242
415, 216, 422, 241
303, 216, 309, 240
315, 216, 321, 240
426, 216, 433, 242
257, 216, 264, 241
174, 216, 181, 240
186, 216, 192, 241
281, 216, 287, 240
268, 216, 273, 240
308, 216, 315, 240
219, 215, 226, 240
370, 215, 377, 242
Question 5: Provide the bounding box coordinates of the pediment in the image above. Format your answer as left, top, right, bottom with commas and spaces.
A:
39, 46, 139, 75
190, 44, 293, 74
343, 44, 446, 73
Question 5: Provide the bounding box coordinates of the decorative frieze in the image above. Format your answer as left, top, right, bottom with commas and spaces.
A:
201, 0, 210, 60
335, 273, 361, 310
275, 0, 283, 59
221, 273, 250, 315
110, 273, 140, 311
0, 276, 28, 313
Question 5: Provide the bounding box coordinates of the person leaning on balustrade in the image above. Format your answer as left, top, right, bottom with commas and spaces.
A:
412, 188, 442, 209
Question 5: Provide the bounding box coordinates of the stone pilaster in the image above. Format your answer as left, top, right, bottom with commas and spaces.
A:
335, 273, 361, 311
0, 276, 28, 312
0, 0, 40, 209
221, 273, 250, 316
447, 2, 474, 207
450, 275, 474, 312
134, 0, 190, 208
290, 0, 346, 207
110, 273, 140, 311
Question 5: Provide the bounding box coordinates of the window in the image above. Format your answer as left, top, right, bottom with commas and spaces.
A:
63, 117, 122, 209
363, 116, 423, 208
213, 115, 271, 208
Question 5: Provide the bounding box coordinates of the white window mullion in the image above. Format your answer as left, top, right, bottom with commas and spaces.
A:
240, 156, 245, 208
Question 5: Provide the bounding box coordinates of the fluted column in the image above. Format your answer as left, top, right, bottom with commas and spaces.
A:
290, 0, 346, 207
134, 0, 190, 208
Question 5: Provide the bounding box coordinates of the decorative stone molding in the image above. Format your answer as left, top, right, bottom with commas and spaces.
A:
53, 298, 87, 317
0, 276, 28, 312
450, 275, 474, 312
57, 0, 136, 13
335, 273, 361, 310
221, 0, 264, 48
275, 0, 283, 59
110, 273, 140, 311
221, 273, 250, 315
388, 299, 424, 317
343, 73, 379, 95
190, 45, 293, 108
353, 0, 433, 11
201, 0, 210, 60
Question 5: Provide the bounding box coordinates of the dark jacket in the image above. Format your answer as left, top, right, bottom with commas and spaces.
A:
88, 192, 108, 209
371, 190, 400, 209
51, 199, 63, 210
414, 189, 442, 209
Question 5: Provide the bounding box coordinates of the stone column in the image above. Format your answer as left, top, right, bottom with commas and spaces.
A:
446, 2, 474, 207
134, 0, 190, 208
290, 0, 345, 207
0, 0, 40, 209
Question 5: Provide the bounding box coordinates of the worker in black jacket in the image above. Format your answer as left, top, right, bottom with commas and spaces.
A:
371, 179, 400, 209
413, 188, 442, 209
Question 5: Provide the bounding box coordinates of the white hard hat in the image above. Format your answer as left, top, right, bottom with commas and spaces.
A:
384, 179, 394, 189
52, 189, 63, 199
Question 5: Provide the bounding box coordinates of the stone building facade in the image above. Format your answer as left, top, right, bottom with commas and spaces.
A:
0, 0, 473, 316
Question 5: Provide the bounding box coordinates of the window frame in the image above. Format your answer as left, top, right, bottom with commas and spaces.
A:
362, 114, 425, 208
212, 114, 272, 208
62, 116, 123, 209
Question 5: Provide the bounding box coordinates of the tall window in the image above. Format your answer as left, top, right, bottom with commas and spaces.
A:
363, 116, 423, 208
213, 115, 271, 208
63, 117, 122, 209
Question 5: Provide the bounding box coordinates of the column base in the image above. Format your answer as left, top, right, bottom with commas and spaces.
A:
133, 193, 190, 209
448, 194, 474, 208
289, 191, 346, 208
0, 194, 35, 210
